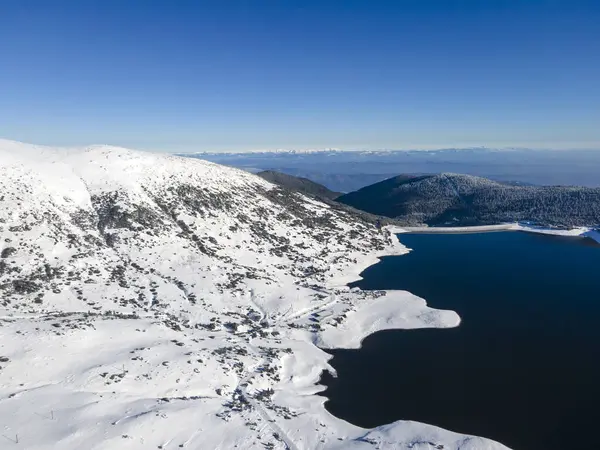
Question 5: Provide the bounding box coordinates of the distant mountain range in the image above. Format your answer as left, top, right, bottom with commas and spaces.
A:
337, 173, 600, 228
181, 148, 600, 191
181, 146, 578, 156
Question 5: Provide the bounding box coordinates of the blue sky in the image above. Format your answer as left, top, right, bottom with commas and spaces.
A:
1, 0, 599, 152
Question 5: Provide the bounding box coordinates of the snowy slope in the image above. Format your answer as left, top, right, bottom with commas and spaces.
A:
0, 139, 508, 449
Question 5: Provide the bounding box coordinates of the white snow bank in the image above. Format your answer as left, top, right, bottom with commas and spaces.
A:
331, 420, 510, 450
391, 223, 600, 244
391, 224, 518, 234
516, 224, 600, 243
584, 229, 600, 243
0, 139, 510, 450
317, 290, 460, 349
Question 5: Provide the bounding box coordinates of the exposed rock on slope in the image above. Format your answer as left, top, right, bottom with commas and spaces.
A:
0, 140, 507, 450
337, 173, 600, 227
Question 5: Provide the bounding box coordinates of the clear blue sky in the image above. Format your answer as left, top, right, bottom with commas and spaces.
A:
1, 0, 599, 152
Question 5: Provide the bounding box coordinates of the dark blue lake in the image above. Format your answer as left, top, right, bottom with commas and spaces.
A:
320, 231, 600, 450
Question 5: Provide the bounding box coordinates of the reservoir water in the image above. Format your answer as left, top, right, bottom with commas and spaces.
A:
320, 231, 600, 450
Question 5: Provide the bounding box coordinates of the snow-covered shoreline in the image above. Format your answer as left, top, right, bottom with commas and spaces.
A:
315, 229, 460, 350
392, 224, 517, 234
517, 225, 600, 244
0, 139, 508, 449
2, 139, 594, 449
390, 223, 600, 244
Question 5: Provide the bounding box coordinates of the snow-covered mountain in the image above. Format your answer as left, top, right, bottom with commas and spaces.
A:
0, 139, 508, 449
337, 173, 600, 227
181, 148, 600, 192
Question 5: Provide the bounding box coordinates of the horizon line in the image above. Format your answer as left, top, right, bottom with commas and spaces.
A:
2, 137, 599, 154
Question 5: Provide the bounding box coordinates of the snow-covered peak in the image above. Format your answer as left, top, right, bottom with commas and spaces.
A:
0, 140, 508, 449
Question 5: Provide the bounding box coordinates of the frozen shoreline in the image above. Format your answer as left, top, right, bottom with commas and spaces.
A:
7, 134, 591, 448
389, 223, 600, 244
286, 227, 507, 449
392, 224, 518, 234
316, 229, 461, 351
518, 225, 600, 244
0, 140, 510, 450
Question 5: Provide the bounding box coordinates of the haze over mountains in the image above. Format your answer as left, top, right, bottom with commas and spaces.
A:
184, 148, 600, 193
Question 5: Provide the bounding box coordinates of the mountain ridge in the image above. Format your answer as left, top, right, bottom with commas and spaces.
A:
337, 172, 600, 227
0, 140, 507, 450
256, 170, 342, 200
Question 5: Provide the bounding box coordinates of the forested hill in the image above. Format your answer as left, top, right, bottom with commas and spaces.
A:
257, 170, 342, 200
337, 173, 600, 228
